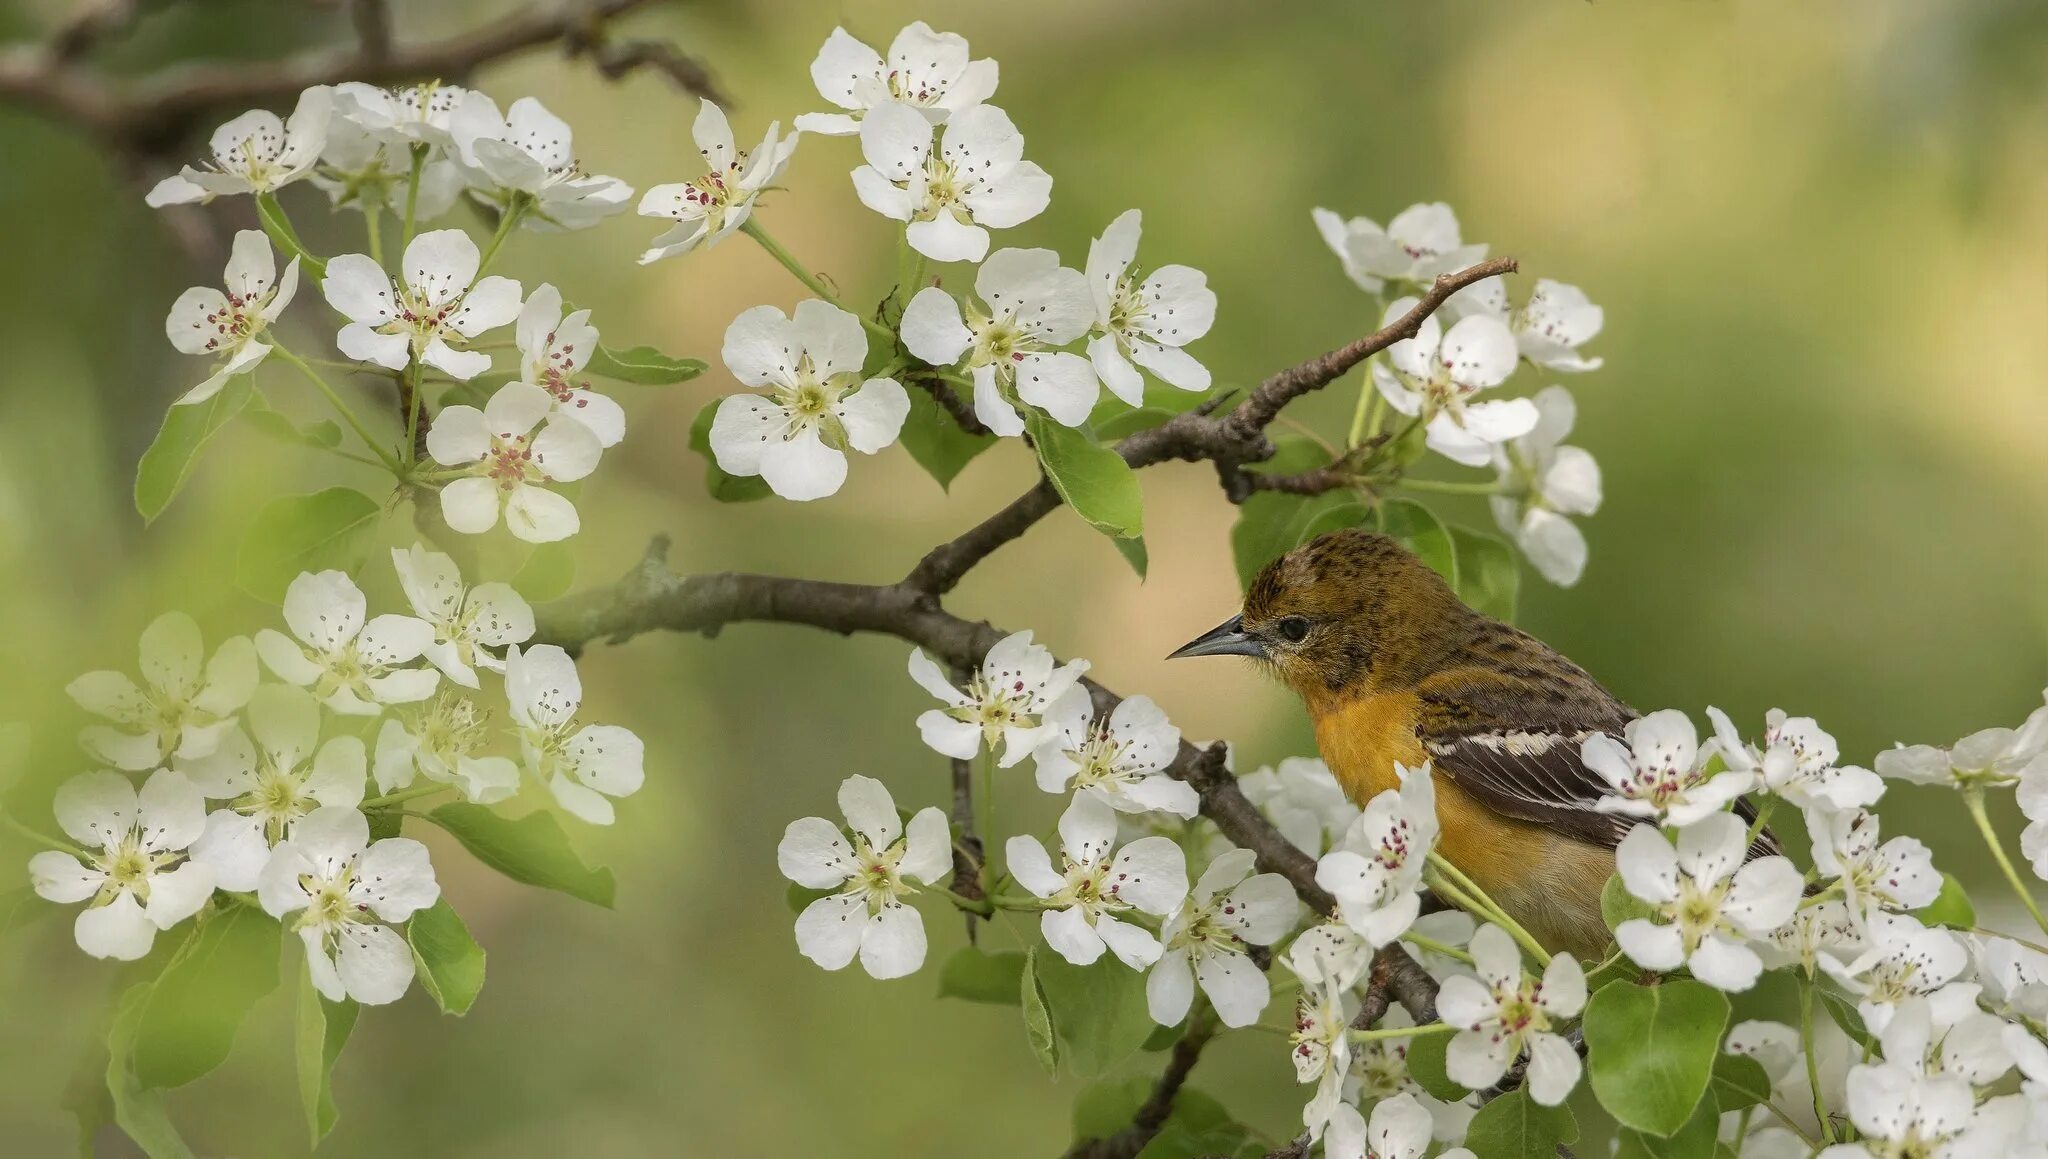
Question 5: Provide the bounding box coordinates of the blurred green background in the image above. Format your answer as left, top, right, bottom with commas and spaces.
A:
1, 0, 2045, 1154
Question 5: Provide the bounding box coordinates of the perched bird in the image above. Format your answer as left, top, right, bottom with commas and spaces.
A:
1170, 528, 1771, 959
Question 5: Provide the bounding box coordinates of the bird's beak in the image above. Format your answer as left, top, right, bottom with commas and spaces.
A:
1167, 614, 1267, 660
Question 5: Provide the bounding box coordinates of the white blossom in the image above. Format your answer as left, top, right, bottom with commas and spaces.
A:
1822, 914, 1969, 1035
1007, 794, 1187, 968
1879, 989, 2015, 1087
329, 80, 499, 153
1726, 1018, 1855, 1142
464, 96, 633, 230
1876, 697, 2048, 790
1240, 756, 1359, 856
503, 644, 644, 825
1613, 814, 1802, 991
1758, 897, 1865, 978
1325, 1092, 1465, 1159
1511, 280, 1605, 372
1809, 808, 1942, 932
427, 382, 602, 543
29, 770, 213, 960
259, 805, 439, 1006
1084, 209, 1216, 403
321, 228, 522, 378
180, 683, 366, 890
1033, 689, 1195, 817
390, 544, 534, 688
516, 283, 624, 447
778, 775, 951, 979
164, 230, 298, 404
1490, 386, 1602, 587
637, 100, 797, 263
907, 632, 1089, 767
66, 611, 256, 771
1288, 963, 1356, 1140
711, 300, 910, 501
900, 248, 1096, 435
1316, 762, 1438, 946
795, 23, 997, 136
310, 114, 464, 220
1709, 707, 1885, 815
1371, 296, 1534, 467
1147, 848, 1300, 1027
1342, 1004, 1480, 1144
1819, 1059, 2023, 1159
1310, 202, 1488, 292
852, 102, 1050, 263
1971, 933, 2048, 1022
1436, 923, 1586, 1105
373, 693, 518, 804
2020, 759, 2048, 880
255, 570, 439, 715
145, 87, 332, 206
1580, 708, 1752, 827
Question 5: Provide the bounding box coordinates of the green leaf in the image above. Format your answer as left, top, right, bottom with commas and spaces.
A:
938, 947, 1027, 1005
134, 376, 255, 522
244, 391, 342, 450
133, 904, 283, 1089
1114, 536, 1148, 579
107, 982, 196, 1159
1817, 986, 1877, 1051
1230, 491, 1363, 588
294, 967, 357, 1150
1616, 1090, 1720, 1159
586, 343, 707, 385
1601, 873, 1660, 933
1404, 1030, 1470, 1100
687, 400, 773, 503
1071, 1078, 1265, 1159
898, 380, 996, 489
235, 487, 384, 604
1034, 951, 1156, 1079
426, 803, 616, 907
1914, 872, 1976, 930
1026, 412, 1144, 539
1380, 498, 1458, 587
408, 898, 487, 1016
1710, 1053, 1772, 1114
1585, 979, 1730, 1137
510, 541, 577, 603
1462, 1087, 1578, 1159
1449, 524, 1521, 621
256, 192, 326, 280
1021, 946, 1059, 1076
1141, 1021, 1185, 1051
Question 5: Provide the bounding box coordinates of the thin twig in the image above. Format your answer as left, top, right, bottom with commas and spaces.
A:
1064, 1017, 1217, 1159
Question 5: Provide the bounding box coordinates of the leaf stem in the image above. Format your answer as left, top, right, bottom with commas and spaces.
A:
1962, 787, 2048, 938
1800, 981, 1834, 1143
475, 196, 529, 279
742, 218, 899, 348
1398, 477, 1502, 496
400, 142, 427, 251
362, 783, 454, 810
1399, 932, 1475, 964
403, 359, 423, 465
1347, 1021, 1456, 1043
272, 345, 402, 473
363, 200, 385, 267
1426, 851, 1551, 965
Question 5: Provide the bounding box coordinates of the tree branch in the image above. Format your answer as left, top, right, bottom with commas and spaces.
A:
1064, 1016, 1217, 1159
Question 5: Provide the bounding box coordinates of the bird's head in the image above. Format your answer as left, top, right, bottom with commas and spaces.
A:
1169, 529, 1471, 703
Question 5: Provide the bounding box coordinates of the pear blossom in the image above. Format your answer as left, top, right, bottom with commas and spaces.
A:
1315, 762, 1439, 946
1288, 919, 1374, 990
373, 694, 519, 804
1343, 1005, 1480, 1143
1490, 385, 1603, 587
390, 544, 535, 687
1240, 756, 1359, 856
465, 96, 633, 230
1879, 990, 2014, 1087
900, 248, 1096, 435
1809, 808, 1941, 931
164, 230, 298, 404
28, 769, 214, 961
1310, 202, 1488, 293
1726, 1018, 1855, 1142
1876, 696, 2048, 790
330, 80, 499, 153
1006, 793, 1187, 968
426, 382, 602, 543
1819, 1060, 2024, 1159
1288, 967, 1356, 1140
637, 100, 797, 263
1083, 209, 1217, 403
180, 684, 366, 890
852, 102, 1050, 263
145, 87, 332, 206
1436, 922, 1588, 1105
1371, 296, 1535, 467
1613, 813, 1803, 991
777, 775, 951, 979
1709, 707, 1885, 815
1821, 914, 1969, 1034
515, 283, 623, 447
710, 300, 910, 501
67, 611, 256, 771
259, 806, 439, 1005
2019, 759, 2048, 881
1973, 933, 2048, 1022
907, 632, 1089, 767
504, 644, 644, 824
1032, 688, 1196, 817
1325, 1093, 1472, 1159
1146, 848, 1301, 1027
1401, 909, 1483, 981
1511, 280, 1605, 372
321, 228, 522, 378
1580, 708, 1752, 826
795, 23, 998, 136
1758, 898, 1865, 977
255, 570, 439, 715
311, 115, 465, 220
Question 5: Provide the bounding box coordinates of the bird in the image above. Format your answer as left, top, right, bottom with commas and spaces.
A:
1169, 527, 1773, 960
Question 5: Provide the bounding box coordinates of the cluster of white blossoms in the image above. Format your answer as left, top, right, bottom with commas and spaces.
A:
1315, 202, 1606, 586
35, 548, 643, 1003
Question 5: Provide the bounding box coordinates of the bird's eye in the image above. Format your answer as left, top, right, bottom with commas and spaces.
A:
1276, 616, 1311, 643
